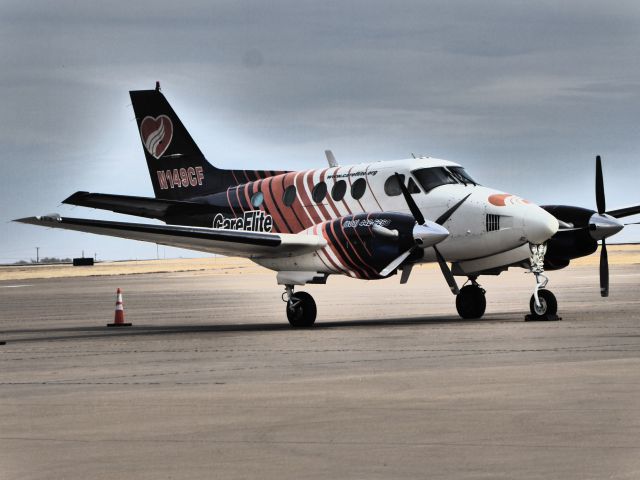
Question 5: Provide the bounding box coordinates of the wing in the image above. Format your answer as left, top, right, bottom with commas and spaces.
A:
14, 215, 326, 258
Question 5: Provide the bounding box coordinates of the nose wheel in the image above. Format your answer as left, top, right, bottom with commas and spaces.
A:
283, 286, 317, 328
529, 289, 557, 316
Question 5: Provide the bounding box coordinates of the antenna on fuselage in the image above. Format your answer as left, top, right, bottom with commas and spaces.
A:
325, 150, 338, 167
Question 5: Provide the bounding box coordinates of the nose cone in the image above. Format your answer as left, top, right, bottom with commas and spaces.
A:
413, 221, 450, 247
589, 213, 623, 241
524, 207, 559, 244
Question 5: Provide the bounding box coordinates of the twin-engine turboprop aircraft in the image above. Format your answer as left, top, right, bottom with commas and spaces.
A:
15, 83, 640, 327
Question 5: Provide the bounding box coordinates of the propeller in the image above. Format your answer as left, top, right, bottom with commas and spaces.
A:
594, 156, 612, 297
379, 173, 469, 294
549, 156, 637, 297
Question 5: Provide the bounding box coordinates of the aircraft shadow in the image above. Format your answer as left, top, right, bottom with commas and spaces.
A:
1, 314, 518, 344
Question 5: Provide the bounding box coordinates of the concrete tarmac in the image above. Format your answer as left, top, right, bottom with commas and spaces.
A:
1, 263, 640, 479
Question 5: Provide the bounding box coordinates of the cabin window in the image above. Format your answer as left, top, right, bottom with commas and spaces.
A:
412, 167, 458, 193
351, 178, 366, 200
312, 182, 327, 202
331, 180, 347, 201
250, 191, 264, 208
283, 185, 297, 206
384, 175, 404, 196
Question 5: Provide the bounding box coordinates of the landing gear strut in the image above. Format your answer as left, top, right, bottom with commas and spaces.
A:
526, 243, 560, 321
282, 285, 317, 328
456, 277, 486, 319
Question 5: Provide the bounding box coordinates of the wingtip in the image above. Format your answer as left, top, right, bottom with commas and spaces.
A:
13, 214, 62, 225
13, 216, 38, 224
62, 191, 90, 205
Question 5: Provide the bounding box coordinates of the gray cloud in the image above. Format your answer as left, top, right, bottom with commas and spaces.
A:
2, 0, 640, 261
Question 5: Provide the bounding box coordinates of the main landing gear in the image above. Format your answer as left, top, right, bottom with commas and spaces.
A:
455, 277, 486, 319
282, 285, 317, 328
526, 243, 560, 321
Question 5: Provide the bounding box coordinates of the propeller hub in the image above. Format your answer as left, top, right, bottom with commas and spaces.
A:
589, 213, 623, 241
413, 221, 450, 247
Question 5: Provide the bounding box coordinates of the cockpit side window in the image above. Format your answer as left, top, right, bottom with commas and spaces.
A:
412, 167, 458, 193
407, 177, 421, 194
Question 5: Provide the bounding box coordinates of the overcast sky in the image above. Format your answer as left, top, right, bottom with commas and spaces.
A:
2, 0, 640, 262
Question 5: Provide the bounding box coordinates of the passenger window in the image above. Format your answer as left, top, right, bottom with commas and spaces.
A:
250, 191, 264, 208
283, 185, 297, 206
331, 180, 347, 201
312, 182, 327, 203
351, 178, 366, 200
384, 174, 404, 196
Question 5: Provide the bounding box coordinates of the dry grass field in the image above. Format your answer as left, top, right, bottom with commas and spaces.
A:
1, 244, 638, 281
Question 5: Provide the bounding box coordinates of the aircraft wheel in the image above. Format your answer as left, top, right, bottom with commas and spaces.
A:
286, 291, 317, 328
529, 289, 557, 317
456, 285, 486, 319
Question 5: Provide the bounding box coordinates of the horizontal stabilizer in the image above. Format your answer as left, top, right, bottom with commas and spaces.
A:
14, 215, 326, 259
63, 191, 230, 221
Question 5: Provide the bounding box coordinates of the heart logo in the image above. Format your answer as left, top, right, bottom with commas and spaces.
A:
140, 115, 173, 159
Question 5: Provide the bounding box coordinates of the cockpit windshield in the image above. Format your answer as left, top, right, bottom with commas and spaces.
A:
412, 166, 479, 193
449, 167, 477, 186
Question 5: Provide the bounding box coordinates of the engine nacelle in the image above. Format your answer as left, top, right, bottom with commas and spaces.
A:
305, 212, 418, 279
541, 205, 598, 269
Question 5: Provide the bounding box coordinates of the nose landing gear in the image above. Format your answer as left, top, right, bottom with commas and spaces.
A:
283, 285, 317, 328
526, 243, 561, 321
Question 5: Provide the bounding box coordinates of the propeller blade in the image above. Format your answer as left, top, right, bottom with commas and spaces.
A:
394, 172, 425, 225
380, 247, 414, 277
606, 204, 640, 219
600, 239, 609, 297
399, 264, 413, 284
434, 246, 459, 295
435, 194, 472, 226
371, 224, 399, 238
596, 155, 605, 214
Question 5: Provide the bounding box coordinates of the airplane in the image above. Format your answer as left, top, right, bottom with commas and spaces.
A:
15, 82, 640, 327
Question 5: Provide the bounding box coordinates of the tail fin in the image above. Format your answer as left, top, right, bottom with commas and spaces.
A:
129, 83, 280, 200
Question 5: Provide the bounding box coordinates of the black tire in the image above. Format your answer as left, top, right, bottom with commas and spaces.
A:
456, 285, 486, 319
286, 291, 317, 328
529, 289, 557, 316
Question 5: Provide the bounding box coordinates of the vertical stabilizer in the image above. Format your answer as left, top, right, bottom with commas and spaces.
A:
130, 84, 281, 200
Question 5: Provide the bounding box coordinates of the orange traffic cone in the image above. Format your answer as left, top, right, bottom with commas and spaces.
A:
107, 288, 132, 327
